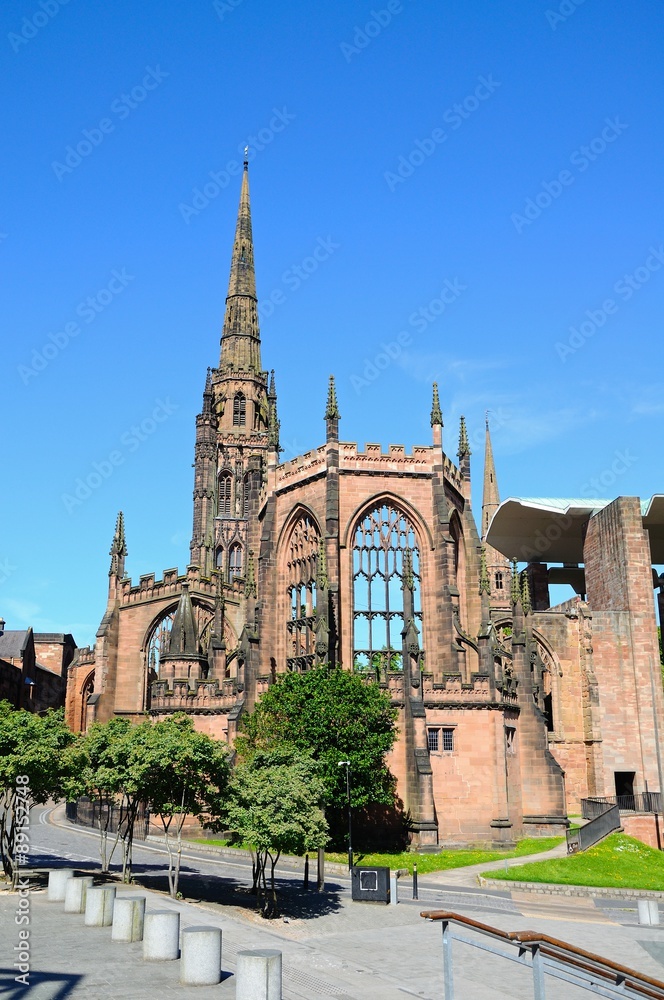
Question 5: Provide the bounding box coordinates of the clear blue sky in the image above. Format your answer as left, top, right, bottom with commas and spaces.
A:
2, 0, 662, 646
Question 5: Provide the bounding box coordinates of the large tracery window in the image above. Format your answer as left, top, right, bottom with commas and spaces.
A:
286, 514, 320, 672
145, 604, 214, 696
353, 504, 422, 675
218, 472, 232, 517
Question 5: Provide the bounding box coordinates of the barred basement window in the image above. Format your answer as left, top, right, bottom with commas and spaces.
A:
352, 504, 423, 676
428, 727, 455, 752
442, 727, 454, 751
233, 393, 246, 426
495, 572, 504, 591
218, 473, 232, 516
427, 728, 439, 751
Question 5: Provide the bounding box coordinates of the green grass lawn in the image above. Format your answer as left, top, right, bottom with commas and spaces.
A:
190, 835, 564, 874
483, 833, 664, 891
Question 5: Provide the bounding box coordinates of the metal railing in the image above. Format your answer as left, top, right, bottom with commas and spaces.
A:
66, 796, 150, 841
422, 910, 664, 999
583, 793, 662, 818
566, 803, 621, 853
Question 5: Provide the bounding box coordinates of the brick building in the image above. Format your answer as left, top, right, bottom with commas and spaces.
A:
65, 162, 664, 846
0, 618, 75, 713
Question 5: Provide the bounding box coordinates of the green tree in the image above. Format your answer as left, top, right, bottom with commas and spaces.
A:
237, 665, 398, 843
226, 748, 328, 917
65, 718, 154, 882
0, 702, 75, 887
141, 714, 231, 898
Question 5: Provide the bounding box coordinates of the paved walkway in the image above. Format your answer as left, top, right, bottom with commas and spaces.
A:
3, 810, 664, 999
424, 841, 570, 887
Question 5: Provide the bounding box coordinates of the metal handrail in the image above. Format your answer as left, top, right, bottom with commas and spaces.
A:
421, 910, 664, 999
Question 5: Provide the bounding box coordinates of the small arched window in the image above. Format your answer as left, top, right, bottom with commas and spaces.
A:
215, 548, 224, 569
495, 571, 504, 591
229, 544, 243, 580
218, 473, 232, 516
233, 393, 246, 426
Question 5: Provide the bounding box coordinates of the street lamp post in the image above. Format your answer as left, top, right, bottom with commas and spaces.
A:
338, 760, 353, 870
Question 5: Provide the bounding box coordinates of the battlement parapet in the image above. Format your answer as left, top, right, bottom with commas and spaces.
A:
276, 446, 327, 486
150, 677, 241, 711
120, 565, 238, 607
71, 645, 96, 669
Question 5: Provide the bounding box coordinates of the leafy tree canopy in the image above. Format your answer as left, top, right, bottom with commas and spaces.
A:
237, 666, 398, 811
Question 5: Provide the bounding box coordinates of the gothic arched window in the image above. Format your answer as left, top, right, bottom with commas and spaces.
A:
233, 393, 246, 426
229, 544, 243, 580
218, 472, 232, 517
352, 504, 422, 676
286, 514, 320, 672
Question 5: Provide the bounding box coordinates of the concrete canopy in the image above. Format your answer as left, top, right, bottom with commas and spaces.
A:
486, 496, 664, 565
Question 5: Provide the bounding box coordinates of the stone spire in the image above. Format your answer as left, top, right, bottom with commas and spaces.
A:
325, 375, 340, 420
219, 159, 261, 372
510, 558, 521, 606
430, 383, 443, 427
457, 416, 470, 459
482, 415, 500, 539
109, 511, 127, 578
325, 374, 340, 442
165, 583, 200, 657
479, 546, 490, 596
521, 570, 532, 617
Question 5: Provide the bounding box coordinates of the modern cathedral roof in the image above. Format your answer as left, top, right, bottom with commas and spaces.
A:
486, 495, 664, 564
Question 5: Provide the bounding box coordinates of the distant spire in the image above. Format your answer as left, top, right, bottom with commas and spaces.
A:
521, 571, 532, 616
317, 537, 328, 592
457, 416, 471, 459
109, 511, 127, 578
325, 375, 340, 420
245, 550, 257, 598
482, 415, 500, 538
164, 583, 199, 657
268, 398, 281, 451
510, 558, 521, 606
479, 546, 491, 596
219, 163, 261, 371
202, 367, 213, 414
430, 382, 443, 427
402, 548, 415, 592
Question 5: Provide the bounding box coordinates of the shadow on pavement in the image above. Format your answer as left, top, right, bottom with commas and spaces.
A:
0, 968, 83, 999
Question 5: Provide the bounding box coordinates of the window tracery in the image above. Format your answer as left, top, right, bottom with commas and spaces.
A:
285, 514, 320, 672
352, 503, 422, 676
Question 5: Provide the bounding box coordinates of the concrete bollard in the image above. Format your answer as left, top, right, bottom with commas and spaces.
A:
236, 949, 282, 1000
143, 910, 180, 961
84, 885, 117, 927
112, 895, 146, 943
64, 876, 94, 913
638, 899, 660, 925
180, 926, 222, 985
390, 872, 398, 905
47, 868, 75, 902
